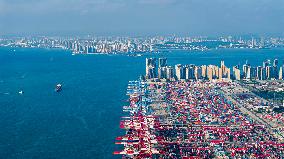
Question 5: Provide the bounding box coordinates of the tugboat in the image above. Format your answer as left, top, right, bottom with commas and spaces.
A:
55, 84, 62, 92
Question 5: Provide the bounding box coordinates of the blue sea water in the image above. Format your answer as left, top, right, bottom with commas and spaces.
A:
1, 47, 284, 159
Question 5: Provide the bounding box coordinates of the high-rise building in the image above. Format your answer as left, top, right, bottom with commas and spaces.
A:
243, 64, 249, 79
185, 64, 195, 80
207, 65, 219, 80
251, 67, 257, 80
263, 61, 269, 68
256, 66, 263, 80
273, 59, 278, 67
218, 68, 223, 80
266, 66, 272, 79
273, 66, 279, 79
279, 67, 283, 80
246, 66, 251, 79
207, 67, 213, 80
195, 66, 202, 80
227, 68, 231, 80
175, 64, 182, 80
233, 66, 241, 80
146, 58, 156, 79
181, 66, 186, 79
201, 65, 207, 78
220, 61, 226, 77
262, 68, 266, 80
166, 66, 174, 79
158, 67, 167, 79
158, 58, 167, 68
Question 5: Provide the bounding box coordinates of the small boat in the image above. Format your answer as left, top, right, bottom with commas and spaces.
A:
19, 90, 24, 95
55, 84, 62, 92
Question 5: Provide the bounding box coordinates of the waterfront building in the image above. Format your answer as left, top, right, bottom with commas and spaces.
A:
279, 67, 283, 80
146, 58, 156, 79
158, 58, 167, 68
195, 66, 202, 80
272, 66, 279, 79
216, 61, 230, 80
220, 61, 226, 77
246, 66, 251, 79
256, 66, 263, 80
207, 66, 213, 80
185, 65, 195, 80
263, 60, 269, 68
207, 65, 219, 80
233, 66, 241, 80
250, 67, 257, 80
213, 65, 219, 78
262, 68, 267, 80
158, 67, 167, 79
201, 65, 207, 78
273, 59, 278, 67
146, 58, 284, 81
175, 64, 182, 80
175, 64, 186, 80
266, 66, 272, 80
243, 64, 249, 79
218, 68, 223, 80
166, 66, 174, 79
227, 68, 231, 80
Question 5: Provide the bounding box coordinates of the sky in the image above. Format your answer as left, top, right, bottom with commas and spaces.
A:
0, 0, 283, 36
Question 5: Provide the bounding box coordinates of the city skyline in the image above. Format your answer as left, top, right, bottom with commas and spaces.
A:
145, 58, 284, 81
2, 35, 284, 54
0, 0, 284, 36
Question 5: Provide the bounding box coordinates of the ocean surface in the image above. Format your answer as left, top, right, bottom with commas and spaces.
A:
1, 47, 284, 159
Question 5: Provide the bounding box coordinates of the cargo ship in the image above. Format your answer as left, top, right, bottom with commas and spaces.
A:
55, 84, 62, 92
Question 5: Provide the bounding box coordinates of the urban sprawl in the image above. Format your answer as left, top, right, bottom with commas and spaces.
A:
1, 36, 284, 54
114, 58, 284, 158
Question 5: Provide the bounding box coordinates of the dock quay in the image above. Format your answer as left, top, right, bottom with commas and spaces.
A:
114, 80, 284, 158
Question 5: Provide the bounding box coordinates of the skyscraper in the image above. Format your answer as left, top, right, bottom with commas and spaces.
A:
243, 64, 248, 79
207, 66, 214, 80
256, 66, 263, 80
158, 67, 167, 79
246, 66, 251, 79
263, 60, 269, 68
266, 66, 272, 79
195, 66, 202, 80
166, 66, 174, 79
146, 58, 156, 79
220, 61, 226, 77
175, 64, 182, 80
279, 67, 283, 80
273, 59, 278, 67
158, 58, 167, 68
250, 67, 257, 80
273, 59, 279, 79
186, 64, 195, 80
233, 66, 241, 80
201, 65, 207, 78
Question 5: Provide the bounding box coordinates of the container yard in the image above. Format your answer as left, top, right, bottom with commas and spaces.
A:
114, 80, 284, 158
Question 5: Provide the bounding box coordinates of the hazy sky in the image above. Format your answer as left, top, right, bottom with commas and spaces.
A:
0, 0, 283, 36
